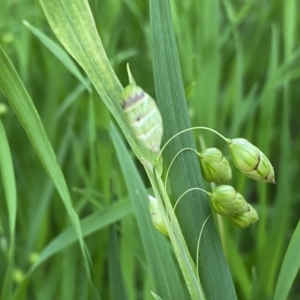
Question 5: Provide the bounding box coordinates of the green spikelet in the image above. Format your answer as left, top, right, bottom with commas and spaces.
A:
209, 185, 249, 216
228, 204, 259, 228
121, 84, 163, 154
199, 147, 232, 183
228, 138, 275, 183
148, 195, 168, 236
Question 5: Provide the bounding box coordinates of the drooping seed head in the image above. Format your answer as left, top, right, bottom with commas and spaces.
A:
228, 138, 275, 183
228, 204, 259, 228
148, 195, 168, 236
199, 147, 232, 183
121, 85, 163, 154
209, 185, 249, 216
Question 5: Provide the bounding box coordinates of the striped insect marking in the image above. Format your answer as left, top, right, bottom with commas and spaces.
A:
121, 84, 163, 153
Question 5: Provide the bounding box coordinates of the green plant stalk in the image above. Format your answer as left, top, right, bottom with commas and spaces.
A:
143, 161, 206, 300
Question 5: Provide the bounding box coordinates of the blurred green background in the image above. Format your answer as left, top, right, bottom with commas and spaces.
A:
0, 0, 299, 299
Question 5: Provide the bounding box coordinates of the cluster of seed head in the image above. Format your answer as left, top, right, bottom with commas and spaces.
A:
198, 138, 275, 228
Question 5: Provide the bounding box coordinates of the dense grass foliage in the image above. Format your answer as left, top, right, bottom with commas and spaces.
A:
0, 0, 300, 299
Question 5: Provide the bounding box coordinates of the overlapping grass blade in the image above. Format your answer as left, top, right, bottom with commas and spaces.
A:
274, 219, 300, 300
37, 1, 188, 297
0, 120, 17, 300
22, 199, 132, 278
14, 198, 131, 298
0, 45, 91, 285
110, 123, 188, 300
108, 224, 129, 300
256, 25, 279, 257
38, 0, 157, 164
23, 20, 91, 92
253, 1, 295, 298
150, 0, 237, 299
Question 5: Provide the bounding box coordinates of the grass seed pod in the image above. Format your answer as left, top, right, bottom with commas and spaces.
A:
121, 84, 163, 154
209, 185, 249, 216
228, 138, 275, 183
228, 204, 259, 228
199, 147, 232, 183
149, 195, 168, 236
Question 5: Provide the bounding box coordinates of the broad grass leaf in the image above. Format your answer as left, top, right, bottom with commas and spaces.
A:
150, 0, 237, 299
110, 123, 188, 300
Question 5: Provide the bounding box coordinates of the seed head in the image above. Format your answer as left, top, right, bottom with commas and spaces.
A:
228, 138, 275, 183
121, 85, 163, 154
228, 204, 259, 228
209, 185, 249, 216
199, 147, 232, 183
148, 195, 168, 236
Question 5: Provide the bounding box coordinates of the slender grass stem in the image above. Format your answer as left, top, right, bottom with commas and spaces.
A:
196, 215, 212, 284
164, 147, 199, 188
156, 126, 230, 163
170, 187, 211, 230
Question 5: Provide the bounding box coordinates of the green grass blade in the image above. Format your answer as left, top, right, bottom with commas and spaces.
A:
225, 233, 251, 299
108, 224, 129, 300
256, 24, 279, 258
110, 123, 188, 300
38, 0, 156, 163
193, 0, 220, 134
151, 291, 164, 300
23, 20, 91, 92
25, 199, 132, 277
253, 2, 295, 298
0, 120, 17, 300
150, 1, 237, 299
274, 219, 300, 300
0, 45, 91, 283
14, 198, 132, 298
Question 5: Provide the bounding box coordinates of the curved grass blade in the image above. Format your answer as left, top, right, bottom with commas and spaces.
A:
18, 199, 132, 280
273, 219, 300, 300
110, 123, 188, 300
22, 20, 91, 93
0, 45, 91, 285
38, 0, 157, 164
0, 120, 17, 300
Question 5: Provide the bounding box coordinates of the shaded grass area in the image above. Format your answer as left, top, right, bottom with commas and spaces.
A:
0, 0, 299, 299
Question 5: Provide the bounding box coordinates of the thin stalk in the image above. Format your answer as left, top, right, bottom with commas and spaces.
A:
196, 215, 212, 284
164, 147, 199, 187
171, 187, 211, 229
156, 126, 230, 164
